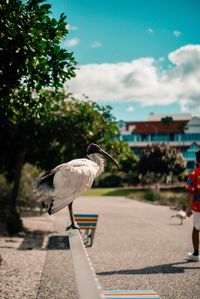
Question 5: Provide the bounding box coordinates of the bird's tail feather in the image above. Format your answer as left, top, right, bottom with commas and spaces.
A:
49, 198, 70, 214
34, 170, 55, 198
48, 191, 79, 215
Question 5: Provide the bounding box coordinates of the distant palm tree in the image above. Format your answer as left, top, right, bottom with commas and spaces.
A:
161, 116, 173, 142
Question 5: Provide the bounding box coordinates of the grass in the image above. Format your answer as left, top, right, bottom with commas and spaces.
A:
83, 188, 137, 197
83, 188, 188, 209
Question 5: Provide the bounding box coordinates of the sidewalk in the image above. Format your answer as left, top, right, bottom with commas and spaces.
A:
1, 196, 200, 299
0, 212, 77, 299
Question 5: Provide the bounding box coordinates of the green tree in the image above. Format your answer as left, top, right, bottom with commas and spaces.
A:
0, 0, 76, 96
102, 140, 139, 185
0, 0, 76, 210
138, 143, 186, 183
26, 91, 121, 169
18, 163, 40, 210
161, 116, 173, 141
161, 116, 173, 126
0, 89, 127, 209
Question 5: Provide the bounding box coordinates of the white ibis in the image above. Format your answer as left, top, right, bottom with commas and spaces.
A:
170, 210, 187, 225
34, 143, 119, 229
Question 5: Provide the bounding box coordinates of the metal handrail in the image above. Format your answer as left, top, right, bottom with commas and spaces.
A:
68, 229, 103, 299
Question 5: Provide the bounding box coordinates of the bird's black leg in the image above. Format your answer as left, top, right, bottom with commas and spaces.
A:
66, 202, 80, 230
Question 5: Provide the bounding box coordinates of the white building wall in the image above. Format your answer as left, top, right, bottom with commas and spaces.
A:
185, 117, 200, 134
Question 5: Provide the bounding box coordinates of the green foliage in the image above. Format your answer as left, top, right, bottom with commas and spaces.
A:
5, 208, 23, 235
95, 173, 123, 188
103, 139, 138, 178
144, 190, 161, 202
177, 172, 189, 183
0, 1, 136, 210
0, 87, 131, 211
158, 193, 187, 209
161, 116, 173, 126
0, 0, 76, 208
0, 89, 122, 176
18, 163, 40, 209
26, 92, 122, 170
118, 145, 138, 173
0, 175, 12, 220
138, 143, 186, 183
115, 146, 139, 185
0, 0, 76, 96
0, 175, 12, 203
124, 171, 140, 185
0, 175, 23, 235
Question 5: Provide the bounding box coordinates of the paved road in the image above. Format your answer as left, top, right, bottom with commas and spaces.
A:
70, 196, 200, 299
5, 195, 198, 299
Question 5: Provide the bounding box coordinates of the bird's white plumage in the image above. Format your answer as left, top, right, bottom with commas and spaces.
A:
36, 155, 105, 214
170, 210, 187, 225
176, 210, 187, 218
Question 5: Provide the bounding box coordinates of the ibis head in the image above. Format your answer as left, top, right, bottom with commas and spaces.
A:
87, 143, 119, 169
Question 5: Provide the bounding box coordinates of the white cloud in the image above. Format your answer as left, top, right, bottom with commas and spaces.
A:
173, 30, 181, 37
67, 44, 200, 114
126, 106, 134, 112
146, 28, 154, 34
63, 37, 80, 48
90, 41, 102, 48
67, 24, 78, 31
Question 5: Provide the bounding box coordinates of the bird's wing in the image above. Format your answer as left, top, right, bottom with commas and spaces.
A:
49, 159, 98, 214
177, 210, 187, 218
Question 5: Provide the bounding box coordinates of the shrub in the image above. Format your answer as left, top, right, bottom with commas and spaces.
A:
0, 174, 24, 235
0, 175, 12, 234
144, 190, 161, 202
95, 173, 122, 188
138, 143, 186, 183
5, 208, 23, 235
18, 163, 40, 210
125, 171, 140, 185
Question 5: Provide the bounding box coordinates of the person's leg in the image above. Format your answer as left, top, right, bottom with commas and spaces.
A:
192, 227, 199, 255
187, 211, 200, 261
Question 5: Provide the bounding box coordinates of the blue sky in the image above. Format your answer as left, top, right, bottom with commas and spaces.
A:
48, 0, 200, 121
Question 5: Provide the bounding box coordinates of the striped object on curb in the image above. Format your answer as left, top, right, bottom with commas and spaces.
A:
102, 290, 160, 298
74, 213, 98, 247
74, 214, 98, 229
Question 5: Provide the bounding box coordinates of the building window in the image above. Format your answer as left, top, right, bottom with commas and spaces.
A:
122, 134, 134, 141
187, 160, 195, 170
182, 134, 200, 141
141, 134, 147, 141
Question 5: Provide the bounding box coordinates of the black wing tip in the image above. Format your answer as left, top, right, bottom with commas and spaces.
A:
42, 201, 48, 209
35, 170, 55, 193
48, 200, 54, 215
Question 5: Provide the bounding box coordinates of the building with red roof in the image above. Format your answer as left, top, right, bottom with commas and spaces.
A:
120, 114, 200, 170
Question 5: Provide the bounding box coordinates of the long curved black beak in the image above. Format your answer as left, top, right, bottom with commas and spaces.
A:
98, 148, 120, 170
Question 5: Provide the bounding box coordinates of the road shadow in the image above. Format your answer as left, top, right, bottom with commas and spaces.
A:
18, 230, 47, 250
18, 231, 69, 250
97, 261, 200, 276
47, 235, 70, 250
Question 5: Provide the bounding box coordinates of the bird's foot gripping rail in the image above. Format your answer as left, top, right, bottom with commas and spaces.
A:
67, 228, 160, 299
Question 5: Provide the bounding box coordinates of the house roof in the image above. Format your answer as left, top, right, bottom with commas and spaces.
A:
148, 113, 191, 121
126, 120, 188, 134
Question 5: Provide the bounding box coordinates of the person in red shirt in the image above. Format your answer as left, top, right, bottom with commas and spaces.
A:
186, 150, 200, 262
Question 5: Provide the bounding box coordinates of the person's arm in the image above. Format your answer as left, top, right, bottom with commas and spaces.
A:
186, 192, 194, 217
